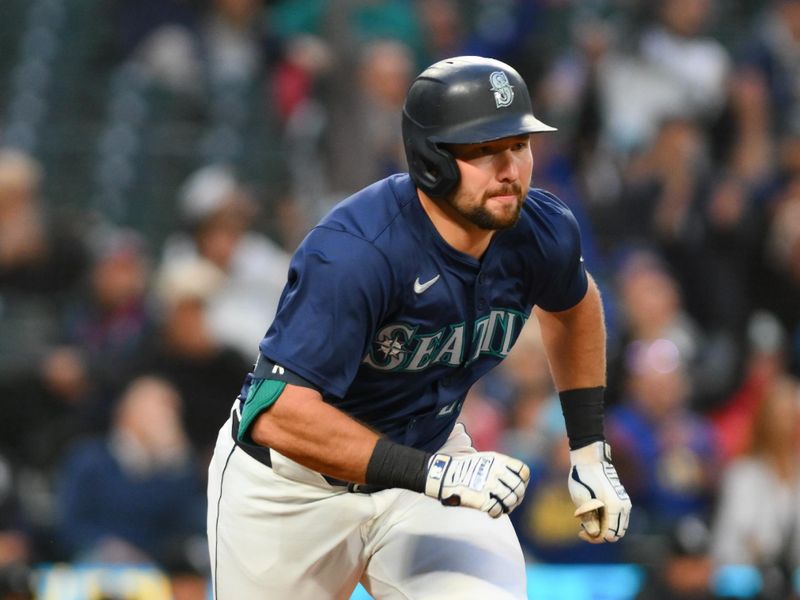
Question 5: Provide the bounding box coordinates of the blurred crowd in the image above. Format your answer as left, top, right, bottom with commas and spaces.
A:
1, 0, 800, 599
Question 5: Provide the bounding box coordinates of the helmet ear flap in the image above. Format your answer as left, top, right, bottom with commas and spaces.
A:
406, 135, 460, 198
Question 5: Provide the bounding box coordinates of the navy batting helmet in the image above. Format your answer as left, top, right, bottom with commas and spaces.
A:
402, 56, 555, 198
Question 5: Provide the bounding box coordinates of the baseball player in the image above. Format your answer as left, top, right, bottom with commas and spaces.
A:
207, 56, 631, 599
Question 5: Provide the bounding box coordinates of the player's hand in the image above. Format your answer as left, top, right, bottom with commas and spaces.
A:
424, 452, 530, 518
568, 441, 631, 543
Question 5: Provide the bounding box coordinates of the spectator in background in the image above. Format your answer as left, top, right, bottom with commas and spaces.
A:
711, 311, 789, 461
273, 33, 335, 247
325, 39, 415, 196
0, 149, 88, 378
0, 150, 92, 473
738, 0, 800, 139
275, 38, 415, 236
494, 317, 558, 462
0, 344, 97, 476
272, 33, 333, 125
635, 515, 715, 600
540, 6, 623, 220
710, 375, 800, 599
161, 164, 290, 361
416, 0, 465, 63
753, 176, 800, 376
725, 59, 776, 189
270, 2, 441, 235
0, 226, 150, 471
55, 225, 154, 433
129, 256, 250, 463
56, 376, 206, 574
134, 23, 206, 99
615, 118, 710, 250
612, 245, 742, 411
66, 226, 151, 368
606, 250, 701, 404
0, 152, 88, 298
724, 1, 800, 193
113, 0, 198, 60
600, 118, 744, 400
356, 41, 413, 180
596, 0, 730, 157
639, 0, 730, 125
694, 174, 760, 332
128, 0, 281, 103
298, 0, 421, 196
606, 120, 755, 409
202, 0, 271, 86
607, 338, 720, 535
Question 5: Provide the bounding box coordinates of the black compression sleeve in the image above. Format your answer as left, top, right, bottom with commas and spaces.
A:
559, 386, 606, 450
365, 438, 432, 493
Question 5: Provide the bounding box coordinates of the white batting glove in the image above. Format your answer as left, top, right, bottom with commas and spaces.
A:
424, 452, 530, 518
568, 441, 631, 543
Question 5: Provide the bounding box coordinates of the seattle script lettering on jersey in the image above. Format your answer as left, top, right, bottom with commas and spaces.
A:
363, 308, 528, 372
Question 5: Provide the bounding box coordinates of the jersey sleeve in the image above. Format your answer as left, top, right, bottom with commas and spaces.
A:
258, 226, 391, 398
533, 191, 589, 312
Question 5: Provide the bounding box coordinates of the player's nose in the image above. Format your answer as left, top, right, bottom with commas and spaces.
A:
494, 149, 519, 183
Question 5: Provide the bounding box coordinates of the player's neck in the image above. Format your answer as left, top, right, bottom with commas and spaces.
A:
417, 191, 493, 260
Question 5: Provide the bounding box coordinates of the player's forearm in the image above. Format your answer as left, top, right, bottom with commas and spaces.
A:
250, 384, 380, 483
534, 275, 606, 391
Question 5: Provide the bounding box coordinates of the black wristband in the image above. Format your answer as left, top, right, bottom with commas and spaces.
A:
559, 386, 606, 450
365, 438, 432, 493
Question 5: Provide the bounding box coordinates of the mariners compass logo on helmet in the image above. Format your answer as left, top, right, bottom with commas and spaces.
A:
489, 71, 514, 108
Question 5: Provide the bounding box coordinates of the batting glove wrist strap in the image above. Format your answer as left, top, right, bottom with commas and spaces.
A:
424, 451, 530, 518
570, 439, 610, 464
568, 441, 632, 543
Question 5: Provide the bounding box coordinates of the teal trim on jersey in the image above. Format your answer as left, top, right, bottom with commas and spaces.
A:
237, 379, 286, 443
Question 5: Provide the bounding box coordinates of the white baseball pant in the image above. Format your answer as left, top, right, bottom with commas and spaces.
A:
207, 406, 527, 599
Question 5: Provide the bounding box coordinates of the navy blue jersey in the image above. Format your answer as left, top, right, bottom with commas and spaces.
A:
247, 173, 587, 452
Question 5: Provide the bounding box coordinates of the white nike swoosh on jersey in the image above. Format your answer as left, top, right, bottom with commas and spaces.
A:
414, 274, 440, 294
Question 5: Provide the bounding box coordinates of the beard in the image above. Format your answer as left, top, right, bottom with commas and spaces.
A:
444, 183, 525, 231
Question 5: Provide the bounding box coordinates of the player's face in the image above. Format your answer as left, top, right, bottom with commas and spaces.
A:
444, 134, 533, 231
